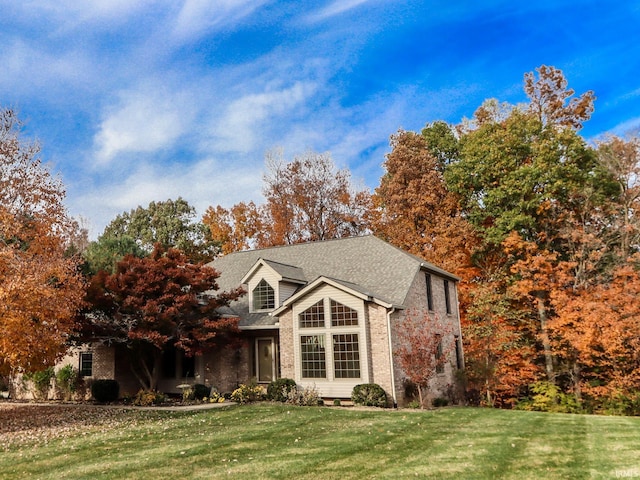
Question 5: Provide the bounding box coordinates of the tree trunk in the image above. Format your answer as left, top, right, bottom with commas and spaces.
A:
536, 292, 555, 383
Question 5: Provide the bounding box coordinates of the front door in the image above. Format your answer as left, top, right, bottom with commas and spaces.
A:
256, 338, 275, 383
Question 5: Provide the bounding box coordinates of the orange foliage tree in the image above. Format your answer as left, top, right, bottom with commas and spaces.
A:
371, 130, 476, 276
0, 108, 84, 375
203, 150, 371, 253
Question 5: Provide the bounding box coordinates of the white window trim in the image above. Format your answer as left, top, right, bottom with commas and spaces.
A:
292, 292, 370, 387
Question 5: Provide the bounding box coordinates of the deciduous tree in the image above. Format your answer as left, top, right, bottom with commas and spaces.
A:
371, 130, 476, 275
261, 149, 371, 246
101, 198, 217, 263
396, 310, 455, 408
0, 108, 84, 374
79, 245, 244, 390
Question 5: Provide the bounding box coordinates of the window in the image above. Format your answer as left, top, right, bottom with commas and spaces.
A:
435, 335, 444, 374
426, 273, 433, 310
79, 352, 93, 377
333, 334, 360, 378
298, 298, 362, 381
444, 279, 451, 314
299, 300, 325, 328
330, 299, 358, 326
300, 335, 326, 378
454, 335, 463, 370
253, 279, 275, 311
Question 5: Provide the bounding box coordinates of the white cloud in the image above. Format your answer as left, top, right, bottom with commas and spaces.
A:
307, 0, 372, 22
93, 87, 195, 165
172, 0, 268, 42
71, 157, 263, 238
211, 81, 315, 152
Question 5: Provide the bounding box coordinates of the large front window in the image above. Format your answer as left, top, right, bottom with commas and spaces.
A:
298, 299, 361, 380
333, 333, 360, 378
253, 279, 275, 311
300, 335, 326, 378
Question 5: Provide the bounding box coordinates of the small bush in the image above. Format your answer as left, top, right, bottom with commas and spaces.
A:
56, 365, 81, 401
231, 382, 266, 404
286, 385, 322, 406
267, 378, 297, 402
91, 379, 120, 403
516, 381, 582, 414
333, 399, 341, 406
193, 384, 211, 401
433, 397, 449, 407
25, 367, 55, 400
133, 389, 167, 406
407, 400, 421, 409
351, 383, 388, 408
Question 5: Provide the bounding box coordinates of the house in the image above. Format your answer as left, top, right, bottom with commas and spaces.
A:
205, 235, 463, 406
52, 235, 463, 406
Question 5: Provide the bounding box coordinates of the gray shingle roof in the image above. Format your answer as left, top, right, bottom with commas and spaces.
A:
208, 235, 456, 328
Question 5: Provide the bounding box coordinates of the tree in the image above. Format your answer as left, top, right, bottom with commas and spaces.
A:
202, 201, 264, 255
396, 310, 454, 408
597, 135, 640, 259
82, 234, 147, 275
101, 198, 217, 263
524, 65, 595, 130
371, 130, 476, 275
261, 149, 371, 246
0, 108, 84, 374
79, 245, 244, 390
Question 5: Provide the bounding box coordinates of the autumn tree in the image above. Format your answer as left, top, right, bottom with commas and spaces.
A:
260, 149, 371, 246
524, 64, 595, 130
78, 245, 243, 390
396, 310, 455, 408
202, 201, 264, 255
0, 108, 85, 374
597, 135, 640, 259
371, 130, 476, 275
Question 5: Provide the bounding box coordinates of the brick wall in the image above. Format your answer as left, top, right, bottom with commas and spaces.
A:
278, 310, 295, 379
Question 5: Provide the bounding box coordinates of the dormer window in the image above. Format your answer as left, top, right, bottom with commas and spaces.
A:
253, 279, 275, 311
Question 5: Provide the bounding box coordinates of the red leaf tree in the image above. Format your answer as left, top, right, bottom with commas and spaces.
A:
80, 244, 244, 390
396, 310, 455, 408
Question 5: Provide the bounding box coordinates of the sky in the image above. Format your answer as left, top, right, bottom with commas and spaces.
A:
2, 1, 639, 238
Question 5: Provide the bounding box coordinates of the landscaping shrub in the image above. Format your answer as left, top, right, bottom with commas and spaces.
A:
285, 385, 322, 406
55, 365, 81, 401
133, 389, 167, 406
231, 382, 266, 404
433, 397, 449, 407
91, 379, 120, 403
25, 367, 55, 400
351, 383, 388, 408
193, 383, 211, 400
267, 378, 297, 402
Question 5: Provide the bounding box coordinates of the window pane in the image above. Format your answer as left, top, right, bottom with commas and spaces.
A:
253, 279, 275, 310
79, 352, 93, 377
300, 335, 326, 378
333, 334, 360, 378
299, 300, 325, 328
330, 299, 358, 326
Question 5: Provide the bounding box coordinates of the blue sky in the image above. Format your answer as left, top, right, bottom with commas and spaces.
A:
2, 1, 639, 238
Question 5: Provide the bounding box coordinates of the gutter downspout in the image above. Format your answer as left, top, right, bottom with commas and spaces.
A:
386, 307, 398, 408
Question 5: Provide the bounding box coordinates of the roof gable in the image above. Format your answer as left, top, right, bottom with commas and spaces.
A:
240, 258, 306, 285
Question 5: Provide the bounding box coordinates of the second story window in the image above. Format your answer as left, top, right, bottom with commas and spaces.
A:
426, 273, 433, 311
444, 279, 451, 315
253, 279, 275, 311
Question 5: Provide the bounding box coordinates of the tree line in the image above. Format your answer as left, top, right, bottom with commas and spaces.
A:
2, 65, 639, 412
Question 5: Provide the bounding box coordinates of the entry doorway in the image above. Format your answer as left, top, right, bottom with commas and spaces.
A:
256, 337, 276, 383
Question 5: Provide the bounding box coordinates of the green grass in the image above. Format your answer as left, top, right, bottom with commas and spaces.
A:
2, 404, 640, 479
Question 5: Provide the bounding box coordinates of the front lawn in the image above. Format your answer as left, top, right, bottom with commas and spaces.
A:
1, 403, 639, 479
